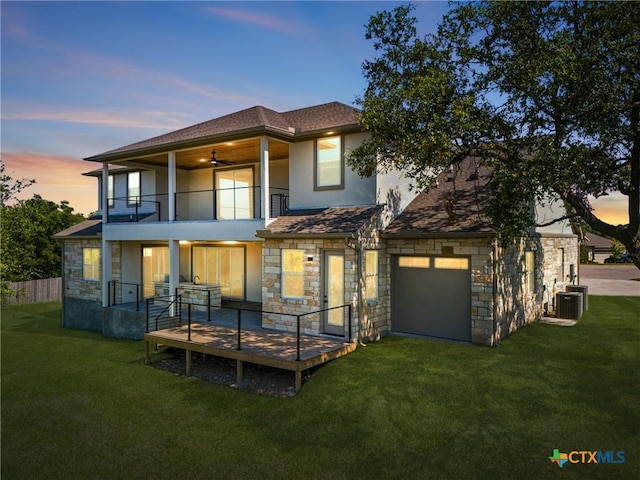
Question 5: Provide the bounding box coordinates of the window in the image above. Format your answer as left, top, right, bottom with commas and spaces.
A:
398, 257, 430, 269
83, 248, 100, 281
108, 175, 114, 207
282, 249, 304, 298
525, 251, 536, 294
365, 251, 379, 301
215, 167, 254, 219
315, 136, 343, 189
142, 246, 169, 297
557, 248, 565, 281
193, 246, 245, 298
127, 171, 140, 206
434, 257, 469, 270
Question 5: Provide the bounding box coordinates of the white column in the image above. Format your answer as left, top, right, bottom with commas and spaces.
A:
169, 239, 180, 314
260, 136, 270, 224
101, 240, 112, 307
168, 151, 176, 222
101, 162, 111, 307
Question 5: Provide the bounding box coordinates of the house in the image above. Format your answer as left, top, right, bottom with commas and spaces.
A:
54, 101, 578, 347
581, 233, 614, 263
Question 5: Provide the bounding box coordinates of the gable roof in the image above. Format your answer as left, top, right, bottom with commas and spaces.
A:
384, 158, 495, 237
257, 205, 382, 238
85, 101, 360, 163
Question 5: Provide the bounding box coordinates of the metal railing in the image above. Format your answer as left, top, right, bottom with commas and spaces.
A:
108, 280, 143, 310
145, 300, 353, 361
106, 187, 289, 223
106, 196, 162, 223
145, 295, 183, 334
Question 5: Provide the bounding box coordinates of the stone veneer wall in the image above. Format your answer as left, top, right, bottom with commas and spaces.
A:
386, 237, 495, 345
62, 238, 103, 332
493, 234, 577, 345
63, 239, 103, 302
262, 238, 357, 337
154, 283, 222, 310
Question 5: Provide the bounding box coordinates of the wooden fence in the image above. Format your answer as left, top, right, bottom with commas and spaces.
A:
2, 277, 62, 305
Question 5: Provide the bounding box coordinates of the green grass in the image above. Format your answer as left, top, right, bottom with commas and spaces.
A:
2, 297, 639, 479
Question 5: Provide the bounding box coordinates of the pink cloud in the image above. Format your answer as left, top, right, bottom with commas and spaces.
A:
204, 7, 312, 37
1, 104, 189, 130
2, 152, 97, 215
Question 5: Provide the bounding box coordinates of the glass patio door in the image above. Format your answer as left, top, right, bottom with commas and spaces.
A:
215, 168, 254, 219
193, 246, 245, 299
142, 246, 169, 298
322, 251, 345, 336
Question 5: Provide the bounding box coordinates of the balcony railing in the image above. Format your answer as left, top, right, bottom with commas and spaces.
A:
105, 187, 288, 223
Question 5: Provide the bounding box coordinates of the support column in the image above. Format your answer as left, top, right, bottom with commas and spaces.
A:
101, 163, 111, 307
260, 136, 270, 224
168, 151, 176, 222
101, 239, 112, 307
169, 239, 180, 314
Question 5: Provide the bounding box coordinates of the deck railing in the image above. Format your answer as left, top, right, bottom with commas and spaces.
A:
105, 187, 289, 223
145, 299, 353, 361
145, 295, 183, 333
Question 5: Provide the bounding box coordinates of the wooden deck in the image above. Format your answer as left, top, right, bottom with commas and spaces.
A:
144, 323, 356, 391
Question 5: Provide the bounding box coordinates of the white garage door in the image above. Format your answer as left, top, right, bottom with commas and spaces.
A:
391, 256, 472, 342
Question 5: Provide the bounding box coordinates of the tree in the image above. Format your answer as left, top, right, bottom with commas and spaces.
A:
0, 160, 35, 206
349, 2, 640, 268
1, 163, 85, 281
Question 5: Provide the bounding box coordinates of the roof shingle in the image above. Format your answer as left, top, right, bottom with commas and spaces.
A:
384, 158, 495, 236
86, 101, 360, 161
259, 205, 382, 237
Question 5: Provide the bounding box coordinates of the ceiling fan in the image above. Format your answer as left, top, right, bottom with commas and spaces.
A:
210, 151, 235, 166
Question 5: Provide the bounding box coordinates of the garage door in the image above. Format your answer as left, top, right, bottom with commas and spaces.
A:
392, 256, 471, 342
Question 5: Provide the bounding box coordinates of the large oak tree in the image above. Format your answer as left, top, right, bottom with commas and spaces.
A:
349, 2, 640, 268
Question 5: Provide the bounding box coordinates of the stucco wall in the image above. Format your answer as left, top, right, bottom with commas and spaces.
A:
289, 132, 377, 209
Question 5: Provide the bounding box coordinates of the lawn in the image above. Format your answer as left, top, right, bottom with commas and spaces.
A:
2, 297, 638, 479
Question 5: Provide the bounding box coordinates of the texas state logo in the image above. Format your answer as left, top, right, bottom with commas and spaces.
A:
549, 448, 625, 467
549, 449, 569, 468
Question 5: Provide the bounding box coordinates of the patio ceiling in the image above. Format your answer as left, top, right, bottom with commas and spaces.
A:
116, 138, 289, 170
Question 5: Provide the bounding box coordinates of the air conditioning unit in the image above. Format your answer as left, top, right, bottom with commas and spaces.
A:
566, 285, 588, 311
556, 292, 584, 320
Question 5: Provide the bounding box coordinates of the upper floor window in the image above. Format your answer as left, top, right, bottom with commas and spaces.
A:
127, 172, 140, 206
83, 247, 100, 281
315, 136, 343, 190
108, 175, 114, 207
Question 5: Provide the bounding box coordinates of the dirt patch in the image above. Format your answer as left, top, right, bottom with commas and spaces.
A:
151, 349, 313, 397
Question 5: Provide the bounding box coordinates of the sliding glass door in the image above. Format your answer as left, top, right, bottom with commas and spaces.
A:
193, 246, 245, 299
215, 168, 254, 220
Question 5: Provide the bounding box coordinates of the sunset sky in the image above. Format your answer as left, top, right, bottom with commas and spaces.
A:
1, 1, 629, 225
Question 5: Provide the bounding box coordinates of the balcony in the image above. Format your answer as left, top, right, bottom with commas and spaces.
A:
105, 186, 289, 223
